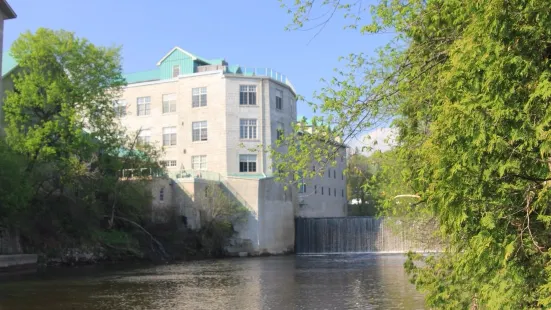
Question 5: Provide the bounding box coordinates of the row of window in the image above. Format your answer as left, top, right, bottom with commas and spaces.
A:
114, 85, 288, 117
137, 119, 284, 147
312, 165, 345, 180
299, 184, 345, 198
159, 154, 258, 173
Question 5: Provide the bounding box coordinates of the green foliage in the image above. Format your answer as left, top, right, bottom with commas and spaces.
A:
0, 140, 31, 224
281, 0, 551, 308
0, 28, 163, 261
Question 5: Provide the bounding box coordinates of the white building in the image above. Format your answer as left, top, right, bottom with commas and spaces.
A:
117, 47, 348, 253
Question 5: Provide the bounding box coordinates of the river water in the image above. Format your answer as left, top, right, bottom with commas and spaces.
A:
0, 255, 425, 310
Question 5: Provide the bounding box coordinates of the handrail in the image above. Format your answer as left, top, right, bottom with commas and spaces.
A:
225, 67, 296, 94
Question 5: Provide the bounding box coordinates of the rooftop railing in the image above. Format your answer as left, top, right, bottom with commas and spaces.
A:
226, 67, 296, 94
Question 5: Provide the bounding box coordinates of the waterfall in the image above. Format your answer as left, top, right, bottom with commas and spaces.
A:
295, 217, 436, 254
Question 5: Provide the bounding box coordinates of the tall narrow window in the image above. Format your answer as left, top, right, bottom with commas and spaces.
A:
276, 122, 284, 140
240, 119, 257, 139
162, 94, 177, 113
299, 182, 306, 193
137, 129, 151, 145
192, 87, 207, 107
113, 99, 126, 117
322, 187, 324, 195
314, 185, 317, 194
334, 170, 336, 179
137, 96, 151, 116
192, 121, 208, 141
239, 155, 257, 172
162, 127, 177, 146
172, 65, 180, 77
160, 187, 165, 201
191, 155, 207, 170
275, 89, 283, 110
239, 85, 257, 105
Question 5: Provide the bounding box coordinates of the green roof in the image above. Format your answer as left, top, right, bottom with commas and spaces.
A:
2, 53, 17, 77
123, 69, 160, 84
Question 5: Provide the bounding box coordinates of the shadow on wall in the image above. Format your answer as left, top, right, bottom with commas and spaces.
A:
148, 176, 296, 255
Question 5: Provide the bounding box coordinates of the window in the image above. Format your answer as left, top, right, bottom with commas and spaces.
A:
160, 160, 177, 167
342, 189, 344, 197
240, 119, 257, 139
299, 183, 306, 193
192, 155, 207, 170
192, 87, 207, 107
162, 127, 177, 146
160, 187, 165, 201
172, 65, 180, 78
312, 165, 316, 172
314, 185, 317, 194
137, 96, 151, 116
321, 187, 324, 195
275, 89, 283, 110
192, 121, 208, 141
113, 100, 126, 117
240, 85, 257, 105
137, 129, 151, 145
162, 94, 177, 113
239, 155, 257, 172
276, 122, 284, 140
334, 170, 336, 179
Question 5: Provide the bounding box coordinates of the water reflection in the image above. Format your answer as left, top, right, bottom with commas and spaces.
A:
0, 255, 425, 310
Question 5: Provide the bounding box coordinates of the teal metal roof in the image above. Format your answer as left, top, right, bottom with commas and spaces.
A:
2, 53, 17, 77
123, 69, 160, 84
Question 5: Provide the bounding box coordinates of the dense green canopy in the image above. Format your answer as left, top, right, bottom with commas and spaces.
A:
278, 0, 551, 308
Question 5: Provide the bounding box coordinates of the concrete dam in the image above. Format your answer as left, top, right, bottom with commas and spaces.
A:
295, 217, 438, 254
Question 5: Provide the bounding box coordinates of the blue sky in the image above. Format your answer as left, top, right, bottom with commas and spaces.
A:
4, 0, 391, 121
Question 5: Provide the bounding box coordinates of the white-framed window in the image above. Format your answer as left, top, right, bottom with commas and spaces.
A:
276, 122, 284, 140
192, 155, 207, 170
192, 87, 207, 107
240, 119, 257, 139
137, 96, 151, 116
192, 121, 208, 141
137, 129, 151, 145
275, 89, 283, 110
162, 127, 177, 146
239, 85, 257, 105
239, 154, 257, 172
172, 65, 180, 78
113, 99, 126, 117
160, 160, 177, 167
162, 94, 177, 113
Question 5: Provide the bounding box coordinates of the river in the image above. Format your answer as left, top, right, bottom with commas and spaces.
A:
0, 254, 425, 309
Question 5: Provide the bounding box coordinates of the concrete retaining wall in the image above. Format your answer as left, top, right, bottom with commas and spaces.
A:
0, 254, 38, 269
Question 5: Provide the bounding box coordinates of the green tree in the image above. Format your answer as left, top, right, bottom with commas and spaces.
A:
346, 152, 375, 215
1, 28, 164, 258
278, 0, 551, 308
